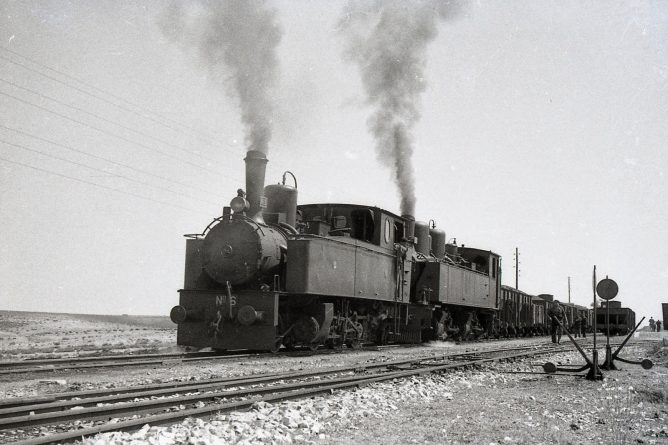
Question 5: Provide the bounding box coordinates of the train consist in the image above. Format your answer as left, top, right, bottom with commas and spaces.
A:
498, 287, 591, 337
169, 151, 619, 351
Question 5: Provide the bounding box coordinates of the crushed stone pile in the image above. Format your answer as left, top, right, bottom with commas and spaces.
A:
83, 374, 472, 445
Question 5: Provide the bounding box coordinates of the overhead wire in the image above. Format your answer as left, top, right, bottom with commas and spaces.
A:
0, 156, 210, 215
0, 138, 220, 206
1, 83, 348, 209
0, 124, 221, 197
0, 49, 232, 148
0, 89, 227, 177
0, 77, 222, 163
0, 47, 298, 174
0, 88, 320, 203
0, 48, 340, 205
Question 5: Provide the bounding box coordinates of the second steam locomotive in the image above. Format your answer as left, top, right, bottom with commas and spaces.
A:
170, 151, 587, 351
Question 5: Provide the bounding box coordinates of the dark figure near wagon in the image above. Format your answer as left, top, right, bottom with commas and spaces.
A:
548, 300, 566, 344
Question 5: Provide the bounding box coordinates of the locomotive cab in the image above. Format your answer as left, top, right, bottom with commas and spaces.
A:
298, 203, 407, 248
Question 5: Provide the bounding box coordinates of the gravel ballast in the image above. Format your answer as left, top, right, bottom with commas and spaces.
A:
1, 311, 666, 444
81, 347, 667, 445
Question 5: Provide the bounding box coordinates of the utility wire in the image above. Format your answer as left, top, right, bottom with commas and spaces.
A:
0, 77, 221, 162
0, 49, 337, 203
0, 47, 300, 175
0, 49, 232, 148
0, 88, 300, 196
0, 124, 223, 197
0, 138, 220, 206
0, 156, 209, 215
0, 89, 223, 176
0, 47, 307, 179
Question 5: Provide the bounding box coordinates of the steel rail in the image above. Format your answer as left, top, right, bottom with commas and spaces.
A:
0, 343, 551, 415
0, 342, 402, 376
0, 352, 262, 376
1, 336, 648, 376
6, 346, 566, 445
0, 350, 221, 368
0, 337, 554, 376
0, 342, 555, 412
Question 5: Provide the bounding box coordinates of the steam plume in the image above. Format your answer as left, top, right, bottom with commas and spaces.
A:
161, 1, 282, 154
340, 0, 455, 215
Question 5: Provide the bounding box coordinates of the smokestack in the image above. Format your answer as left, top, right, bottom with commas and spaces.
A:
244, 150, 268, 222
402, 214, 415, 241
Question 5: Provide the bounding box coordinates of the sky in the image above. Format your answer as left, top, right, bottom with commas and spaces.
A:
0, 1, 666, 326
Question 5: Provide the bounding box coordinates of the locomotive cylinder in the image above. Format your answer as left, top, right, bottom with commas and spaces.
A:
430, 227, 446, 259
245, 150, 268, 222
415, 221, 431, 256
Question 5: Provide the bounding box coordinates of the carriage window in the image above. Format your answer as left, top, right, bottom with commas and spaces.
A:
492, 258, 497, 278
384, 218, 391, 243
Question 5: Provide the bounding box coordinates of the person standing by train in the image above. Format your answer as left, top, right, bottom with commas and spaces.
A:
657, 320, 662, 332
571, 316, 581, 338
649, 317, 656, 332
580, 314, 587, 338
548, 300, 566, 344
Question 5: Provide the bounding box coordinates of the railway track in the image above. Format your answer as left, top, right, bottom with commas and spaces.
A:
1, 344, 567, 444
0, 336, 654, 376
0, 350, 260, 376
0, 345, 390, 376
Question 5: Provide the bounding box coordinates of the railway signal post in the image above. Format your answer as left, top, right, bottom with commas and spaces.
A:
596, 276, 653, 371
597, 277, 619, 371
587, 266, 603, 380
542, 318, 601, 379
543, 267, 613, 380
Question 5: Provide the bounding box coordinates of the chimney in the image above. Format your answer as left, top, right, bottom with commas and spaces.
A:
244, 150, 268, 222
402, 214, 415, 241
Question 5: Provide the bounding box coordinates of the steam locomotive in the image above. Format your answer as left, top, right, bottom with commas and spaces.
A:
595, 301, 635, 336
170, 151, 586, 351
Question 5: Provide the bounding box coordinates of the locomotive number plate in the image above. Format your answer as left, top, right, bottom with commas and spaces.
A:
216, 294, 237, 306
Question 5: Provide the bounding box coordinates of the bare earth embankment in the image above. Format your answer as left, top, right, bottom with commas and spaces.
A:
0, 310, 176, 361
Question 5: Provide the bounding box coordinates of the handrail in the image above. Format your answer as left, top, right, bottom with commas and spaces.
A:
183, 214, 268, 239
184, 216, 225, 239
282, 171, 298, 188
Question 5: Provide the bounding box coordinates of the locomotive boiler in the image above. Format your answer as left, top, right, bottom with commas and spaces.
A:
171, 150, 504, 351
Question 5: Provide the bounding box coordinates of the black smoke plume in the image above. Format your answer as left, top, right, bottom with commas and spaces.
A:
161, 1, 282, 154
340, 0, 456, 216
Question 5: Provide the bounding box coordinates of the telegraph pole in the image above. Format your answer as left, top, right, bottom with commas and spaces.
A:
568, 276, 571, 303
514, 247, 519, 289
